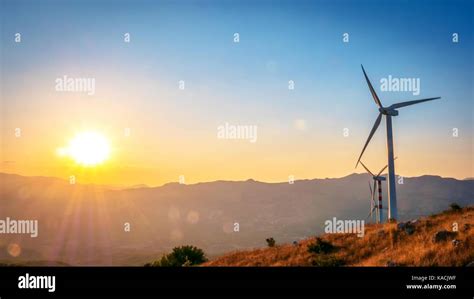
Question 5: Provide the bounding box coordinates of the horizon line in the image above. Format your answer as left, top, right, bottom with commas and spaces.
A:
1, 171, 471, 190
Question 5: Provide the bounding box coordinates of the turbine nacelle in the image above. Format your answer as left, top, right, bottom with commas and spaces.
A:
379, 107, 398, 116
359, 160, 392, 182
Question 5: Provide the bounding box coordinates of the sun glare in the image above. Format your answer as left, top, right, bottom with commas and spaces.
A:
58, 132, 110, 166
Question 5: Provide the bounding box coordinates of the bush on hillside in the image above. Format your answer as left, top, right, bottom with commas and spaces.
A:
311, 255, 344, 267
266, 237, 276, 247
144, 245, 207, 267
307, 238, 334, 254
449, 203, 462, 212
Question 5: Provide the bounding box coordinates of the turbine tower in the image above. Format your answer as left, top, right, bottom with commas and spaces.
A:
356, 65, 441, 221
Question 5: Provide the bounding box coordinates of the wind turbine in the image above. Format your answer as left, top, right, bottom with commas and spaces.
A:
356, 65, 441, 221
360, 159, 396, 223
367, 181, 377, 223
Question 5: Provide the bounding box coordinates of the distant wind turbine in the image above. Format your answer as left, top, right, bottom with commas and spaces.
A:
367, 181, 377, 223
360, 159, 396, 223
356, 65, 441, 221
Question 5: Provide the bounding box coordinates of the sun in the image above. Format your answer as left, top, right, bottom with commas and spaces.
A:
58, 132, 111, 166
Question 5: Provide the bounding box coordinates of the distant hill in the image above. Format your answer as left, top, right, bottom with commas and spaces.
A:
0, 260, 70, 267
0, 172, 472, 265
204, 206, 474, 266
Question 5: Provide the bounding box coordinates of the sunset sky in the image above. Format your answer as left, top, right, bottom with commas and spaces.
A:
1, 0, 473, 186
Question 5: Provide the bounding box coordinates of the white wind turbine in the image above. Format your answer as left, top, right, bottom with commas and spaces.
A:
367, 180, 378, 223
356, 65, 441, 221
360, 159, 396, 223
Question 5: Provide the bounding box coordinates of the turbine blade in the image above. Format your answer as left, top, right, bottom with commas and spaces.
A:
360, 161, 375, 176
368, 181, 373, 195
355, 113, 382, 167
373, 181, 377, 200
369, 197, 372, 216
376, 164, 388, 178
367, 206, 377, 220
361, 65, 383, 108
389, 97, 441, 109
376, 156, 397, 177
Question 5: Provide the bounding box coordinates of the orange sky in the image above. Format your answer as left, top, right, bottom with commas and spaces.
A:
1, 77, 472, 186
1, 104, 472, 187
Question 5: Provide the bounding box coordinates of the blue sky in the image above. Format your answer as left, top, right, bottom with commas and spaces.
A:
2, 0, 472, 118
1, 0, 473, 183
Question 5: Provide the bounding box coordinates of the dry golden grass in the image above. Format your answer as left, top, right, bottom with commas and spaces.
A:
204, 206, 474, 266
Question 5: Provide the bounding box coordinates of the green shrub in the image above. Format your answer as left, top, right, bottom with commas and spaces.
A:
266, 237, 276, 247
449, 203, 462, 212
145, 245, 207, 267
307, 238, 334, 254
311, 255, 344, 267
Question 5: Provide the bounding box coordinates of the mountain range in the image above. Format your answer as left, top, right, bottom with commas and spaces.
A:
0, 172, 472, 265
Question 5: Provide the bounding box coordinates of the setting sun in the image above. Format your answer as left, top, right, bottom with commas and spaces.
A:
58, 132, 111, 166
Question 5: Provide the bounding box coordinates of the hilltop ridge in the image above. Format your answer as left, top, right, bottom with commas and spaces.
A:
204, 206, 474, 266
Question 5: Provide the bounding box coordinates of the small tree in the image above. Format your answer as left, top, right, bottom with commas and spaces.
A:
266, 237, 276, 247
145, 245, 207, 267
307, 238, 334, 254
449, 203, 462, 212
307, 238, 342, 267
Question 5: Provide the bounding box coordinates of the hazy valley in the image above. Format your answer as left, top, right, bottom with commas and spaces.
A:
0, 172, 472, 265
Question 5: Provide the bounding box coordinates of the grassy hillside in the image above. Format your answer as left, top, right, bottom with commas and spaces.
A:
204, 206, 474, 266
